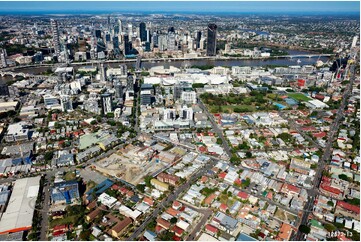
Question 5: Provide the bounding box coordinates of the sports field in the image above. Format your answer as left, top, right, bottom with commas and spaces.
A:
287, 93, 311, 101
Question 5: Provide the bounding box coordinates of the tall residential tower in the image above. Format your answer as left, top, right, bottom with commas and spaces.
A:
50, 19, 61, 58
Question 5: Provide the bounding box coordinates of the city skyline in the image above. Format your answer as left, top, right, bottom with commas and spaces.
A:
0, 1, 360, 14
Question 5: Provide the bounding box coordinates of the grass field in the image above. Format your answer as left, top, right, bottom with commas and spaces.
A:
287, 93, 311, 102
209, 105, 256, 113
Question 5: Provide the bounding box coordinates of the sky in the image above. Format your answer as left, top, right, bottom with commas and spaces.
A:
0, 1, 359, 14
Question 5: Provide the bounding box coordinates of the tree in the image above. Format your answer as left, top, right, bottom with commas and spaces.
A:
216, 138, 223, 145
278, 133, 293, 142
327, 201, 334, 207
106, 112, 115, 118
230, 155, 241, 165
170, 217, 177, 224
241, 178, 251, 188
338, 174, 349, 181
299, 225, 311, 234
144, 176, 153, 188
79, 230, 91, 240
324, 223, 337, 232
44, 151, 54, 161
136, 184, 146, 193
246, 151, 252, 158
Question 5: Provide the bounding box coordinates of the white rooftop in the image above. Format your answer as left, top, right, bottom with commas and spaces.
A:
0, 176, 41, 233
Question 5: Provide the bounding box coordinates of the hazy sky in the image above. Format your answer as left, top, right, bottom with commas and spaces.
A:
0, 1, 359, 14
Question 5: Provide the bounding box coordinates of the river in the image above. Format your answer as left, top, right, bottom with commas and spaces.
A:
0, 49, 329, 84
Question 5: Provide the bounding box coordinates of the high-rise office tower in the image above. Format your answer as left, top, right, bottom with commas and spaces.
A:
118, 19, 122, 33
107, 16, 111, 30
128, 24, 133, 38
105, 32, 111, 43
60, 95, 73, 112
145, 42, 151, 52
206, 23, 217, 56
123, 34, 131, 55
95, 29, 102, 38
114, 81, 123, 99
151, 32, 158, 48
167, 32, 176, 51
139, 22, 147, 42
0, 48, 7, 68
101, 93, 113, 115
50, 19, 61, 58
196, 31, 202, 49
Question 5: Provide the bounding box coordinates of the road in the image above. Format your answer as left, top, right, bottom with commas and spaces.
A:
293, 57, 357, 241
185, 205, 213, 241
278, 111, 323, 150
127, 159, 217, 240
197, 98, 233, 158
40, 174, 51, 241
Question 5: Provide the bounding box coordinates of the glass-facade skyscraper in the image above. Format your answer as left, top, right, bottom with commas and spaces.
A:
206, 23, 217, 56
139, 22, 147, 42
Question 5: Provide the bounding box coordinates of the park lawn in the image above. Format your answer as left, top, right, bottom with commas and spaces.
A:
208, 105, 256, 113
287, 93, 312, 102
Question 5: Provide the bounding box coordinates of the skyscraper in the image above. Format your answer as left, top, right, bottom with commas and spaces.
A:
139, 22, 147, 42
114, 81, 123, 100
107, 15, 111, 30
123, 34, 131, 55
196, 31, 202, 49
206, 23, 217, 56
167, 32, 176, 51
95, 29, 102, 38
101, 93, 113, 115
50, 19, 61, 58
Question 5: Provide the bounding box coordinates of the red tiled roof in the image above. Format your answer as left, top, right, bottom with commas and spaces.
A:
313, 132, 327, 138
200, 176, 208, 183
171, 225, 184, 236
156, 218, 171, 229
53, 225, 67, 232
337, 201, 360, 214
155, 225, 164, 233
119, 187, 129, 194
172, 201, 182, 209
351, 164, 358, 170
282, 184, 300, 194
237, 191, 249, 200
203, 193, 217, 205
166, 207, 180, 217
234, 178, 242, 185
173, 235, 182, 241
219, 203, 228, 212
111, 184, 120, 190
143, 197, 154, 206
219, 172, 227, 179
205, 224, 219, 234
52, 231, 65, 236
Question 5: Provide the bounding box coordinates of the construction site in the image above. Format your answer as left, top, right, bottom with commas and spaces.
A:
93, 144, 167, 185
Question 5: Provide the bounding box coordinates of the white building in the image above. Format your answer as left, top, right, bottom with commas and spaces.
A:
181, 91, 197, 104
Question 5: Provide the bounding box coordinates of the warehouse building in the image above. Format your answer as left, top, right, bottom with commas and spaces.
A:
0, 176, 41, 234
